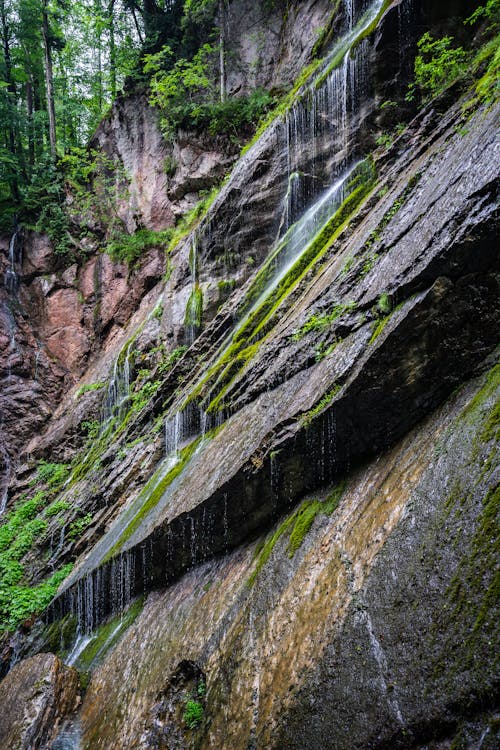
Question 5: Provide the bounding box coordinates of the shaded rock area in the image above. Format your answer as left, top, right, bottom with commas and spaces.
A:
78, 364, 498, 749
0, 228, 165, 469
0, 653, 79, 750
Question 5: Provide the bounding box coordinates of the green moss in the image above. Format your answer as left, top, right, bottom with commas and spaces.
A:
249, 482, 346, 585
75, 381, 106, 398
287, 500, 323, 556
369, 315, 390, 344
74, 597, 144, 671
460, 363, 500, 423
300, 386, 341, 428
185, 284, 203, 329
479, 397, 500, 443
292, 301, 356, 341
323, 480, 347, 514
103, 437, 202, 560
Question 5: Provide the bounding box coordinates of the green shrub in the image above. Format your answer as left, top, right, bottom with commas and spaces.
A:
67, 513, 93, 541
105, 228, 174, 265
183, 699, 204, 729
29, 461, 70, 490
76, 382, 106, 398
408, 33, 469, 101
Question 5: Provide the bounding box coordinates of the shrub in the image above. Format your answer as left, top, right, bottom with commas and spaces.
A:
408, 33, 469, 101
105, 228, 174, 265
183, 699, 204, 729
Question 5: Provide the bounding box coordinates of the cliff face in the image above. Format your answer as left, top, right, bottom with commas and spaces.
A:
0, 1, 498, 748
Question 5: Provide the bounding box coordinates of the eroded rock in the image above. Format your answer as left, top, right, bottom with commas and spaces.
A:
0, 653, 80, 750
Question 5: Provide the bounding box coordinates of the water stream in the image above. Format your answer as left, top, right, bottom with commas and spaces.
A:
4, 226, 20, 293
56, 0, 398, 637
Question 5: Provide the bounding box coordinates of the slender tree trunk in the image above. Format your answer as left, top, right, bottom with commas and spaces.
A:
130, 7, 144, 45
108, 0, 116, 99
42, 0, 57, 160
219, 0, 226, 103
95, 0, 103, 114
26, 79, 35, 168
0, 0, 19, 198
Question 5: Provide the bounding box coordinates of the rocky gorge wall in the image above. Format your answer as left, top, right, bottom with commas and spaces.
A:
0, 0, 498, 748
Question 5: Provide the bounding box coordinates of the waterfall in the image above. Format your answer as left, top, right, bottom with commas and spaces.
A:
4, 226, 20, 293
66, 550, 136, 636
185, 236, 202, 346
164, 401, 202, 456
101, 341, 133, 424
0, 443, 10, 515
283, 0, 383, 224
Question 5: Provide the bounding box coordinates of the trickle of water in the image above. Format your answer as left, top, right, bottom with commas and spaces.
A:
4, 227, 20, 294
101, 341, 134, 424
284, 0, 383, 216
164, 401, 201, 456
66, 632, 93, 666
0, 443, 10, 515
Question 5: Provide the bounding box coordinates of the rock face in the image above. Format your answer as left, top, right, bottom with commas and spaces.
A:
0, 1, 498, 748
0, 653, 79, 749
78, 366, 499, 749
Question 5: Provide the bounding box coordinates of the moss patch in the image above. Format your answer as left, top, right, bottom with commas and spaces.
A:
185, 284, 203, 330
299, 386, 341, 428
249, 482, 346, 586
103, 438, 203, 561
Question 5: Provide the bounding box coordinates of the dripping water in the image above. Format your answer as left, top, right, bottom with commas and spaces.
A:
101, 341, 133, 424
0, 443, 10, 515
4, 225, 20, 294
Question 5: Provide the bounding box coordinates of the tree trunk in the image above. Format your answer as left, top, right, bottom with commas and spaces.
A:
219, 0, 226, 103
26, 79, 35, 168
42, 0, 57, 160
108, 0, 116, 99
0, 0, 19, 198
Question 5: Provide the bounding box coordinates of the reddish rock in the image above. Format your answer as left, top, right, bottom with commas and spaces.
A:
21, 232, 53, 276
79, 257, 98, 300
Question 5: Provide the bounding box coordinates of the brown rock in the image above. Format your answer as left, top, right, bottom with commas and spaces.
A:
0, 653, 80, 750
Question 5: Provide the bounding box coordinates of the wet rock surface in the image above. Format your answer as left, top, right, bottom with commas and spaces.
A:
78, 365, 499, 749
0, 653, 79, 750
0, 2, 498, 748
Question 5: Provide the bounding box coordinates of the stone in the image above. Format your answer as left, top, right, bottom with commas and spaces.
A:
0, 653, 79, 750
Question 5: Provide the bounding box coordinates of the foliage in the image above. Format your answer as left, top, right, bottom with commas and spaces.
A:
76, 381, 106, 398
0, 491, 73, 631
185, 285, 204, 329
44, 500, 71, 517
158, 345, 188, 374
183, 699, 204, 729
81, 420, 101, 441
465, 0, 500, 28
407, 33, 469, 101
145, 39, 274, 137
0, 564, 73, 633
34, 461, 70, 489
377, 292, 392, 315
105, 228, 174, 265
67, 513, 93, 541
